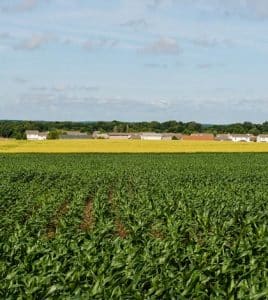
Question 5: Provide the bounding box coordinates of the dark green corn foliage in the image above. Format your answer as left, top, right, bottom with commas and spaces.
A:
0, 153, 268, 299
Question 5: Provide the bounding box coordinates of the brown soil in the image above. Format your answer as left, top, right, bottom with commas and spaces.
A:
115, 218, 128, 238
46, 201, 69, 238
108, 187, 128, 239
80, 199, 94, 231
151, 229, 164, 240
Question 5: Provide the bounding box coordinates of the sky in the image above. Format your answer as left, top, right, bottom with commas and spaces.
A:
1, 0, 268, 123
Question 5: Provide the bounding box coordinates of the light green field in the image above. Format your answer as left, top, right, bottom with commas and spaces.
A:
1, 139, 268, 152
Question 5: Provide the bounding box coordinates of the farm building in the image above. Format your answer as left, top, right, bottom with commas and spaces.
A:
60, 131, 92, 139
162, 133, 182, 140
230, 134, 253, 142
92, 131, 109, 139
108, 133, 131, 140
215, 134, 232, 141
257, 134, 268, 142
182, 133, 215, 141
140, 132, 162, 141
130, 133, 141, 140
26, 130, 48, 141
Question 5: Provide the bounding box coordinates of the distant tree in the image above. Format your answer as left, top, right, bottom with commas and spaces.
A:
183, 129, 192, 135
249, 127, 260, 136
47, 131, 60, 140
186, 121, 202, 133
262, 121, 268, 133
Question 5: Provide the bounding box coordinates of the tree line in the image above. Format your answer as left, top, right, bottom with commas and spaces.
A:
0, 120, 268, 139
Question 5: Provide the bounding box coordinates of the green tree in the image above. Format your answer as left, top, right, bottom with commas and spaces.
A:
47, 131, 60, 140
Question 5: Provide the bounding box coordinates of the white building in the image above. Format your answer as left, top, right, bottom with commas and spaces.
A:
26, 130, 48, 141
257, 134, 268, 143
108, 133, 131, 140
215, 134, 232, 141
162, 133, 182, 140
230, 134, 253, 142
140, 132, 162, 141
92, 131, 109, 139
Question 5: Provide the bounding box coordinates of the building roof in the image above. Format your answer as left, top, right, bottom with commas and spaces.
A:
191, 133, 214, 137
38, 132, 49, 137
108, 133, 130, 136
26, 130, 39, 135
141, 132, 162, 136
162, 133, 182, 136
65, 131, 88, 136
182, 133, 214, 140
258, 134, 268, 138
231, 134, 253, 138
215, 134, 232, 140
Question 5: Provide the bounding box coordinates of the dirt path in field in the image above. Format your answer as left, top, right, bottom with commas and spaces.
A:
108, 187, 128, 239
46, 201, 69, 238
80, 198, 94, 231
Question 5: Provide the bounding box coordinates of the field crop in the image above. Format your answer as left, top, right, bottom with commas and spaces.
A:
1, 139, 268, 153
1, 153, 268, 299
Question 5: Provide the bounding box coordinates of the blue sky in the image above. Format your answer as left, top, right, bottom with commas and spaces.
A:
0, 0, 268, 123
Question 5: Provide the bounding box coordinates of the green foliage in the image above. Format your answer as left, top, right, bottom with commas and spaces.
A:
47, 130, 60, 140
0, 153, 268, 299
1, 120, 268, 138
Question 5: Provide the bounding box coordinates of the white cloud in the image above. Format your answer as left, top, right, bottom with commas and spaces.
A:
14, 77, 28, 84
191, 36, 234, 48
31, 84, 100, 92
1, 0, 39, 12
120, 18, 149, 31
0, 32, 11, 39
83, 38, 118, 51
144, 63, 168, 69
140, 37, 181, 55
14, 34, 56, 50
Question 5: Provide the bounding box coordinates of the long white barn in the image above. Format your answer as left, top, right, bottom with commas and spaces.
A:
257, 134, 268, 142
140, 132, 162, 140
26, 131, 48, 141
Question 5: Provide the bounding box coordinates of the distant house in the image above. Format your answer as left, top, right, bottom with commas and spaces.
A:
92, 131, 109, 139
141, 132, 162, 141
60, 131, 92, 139
182, 133, 214, 141
215, 134, 232, 141
108, 133, 131, 140
257, 134, 268, 143
26, 130, 48, 141
162, 133, 182, 140
230, 134, 253, 142
130, 133, 141, 140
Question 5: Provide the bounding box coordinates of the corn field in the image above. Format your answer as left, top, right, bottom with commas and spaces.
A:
1, 154, 268, 299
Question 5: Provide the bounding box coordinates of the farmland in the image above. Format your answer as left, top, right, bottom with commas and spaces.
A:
1, 153, 268, 299
1, 139, 268, 153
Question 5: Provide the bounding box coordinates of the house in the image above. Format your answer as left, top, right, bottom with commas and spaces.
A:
108, 133, 131, 140
257, 134, 268, 143
140, 132, 162, 140
215, 134, 232, 141
26, 130, 48, 141
60, 131, 92, 139
182, 133, 215, 141
230, 134, 253, 142
92, 131, 109, 139
162, 133, 182, 140
130, 133, 141, 140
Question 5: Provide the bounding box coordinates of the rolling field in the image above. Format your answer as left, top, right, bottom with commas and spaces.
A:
1, 153, 268, 299
1, 139, 268, 153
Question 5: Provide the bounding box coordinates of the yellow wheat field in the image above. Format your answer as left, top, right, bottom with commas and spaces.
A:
1, 139, 268, 153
